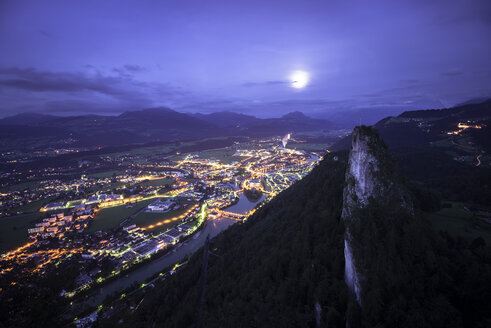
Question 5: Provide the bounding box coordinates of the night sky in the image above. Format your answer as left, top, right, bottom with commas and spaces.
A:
1, 0, 490, 118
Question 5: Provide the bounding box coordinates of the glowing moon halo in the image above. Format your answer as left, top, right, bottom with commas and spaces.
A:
290, 70, 309, 89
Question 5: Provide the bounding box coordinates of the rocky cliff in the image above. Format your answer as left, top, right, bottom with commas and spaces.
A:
342, 126, 413, 305
95, 125, 491, 327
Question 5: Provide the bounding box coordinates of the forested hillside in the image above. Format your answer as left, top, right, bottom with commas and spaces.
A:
99, 153, 349, 327
97, 133, 491, 327
342, 128, 491, 327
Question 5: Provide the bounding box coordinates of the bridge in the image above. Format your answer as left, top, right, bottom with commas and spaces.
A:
217, 210, 245, 220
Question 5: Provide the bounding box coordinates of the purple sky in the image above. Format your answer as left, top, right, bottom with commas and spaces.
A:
0, 0, 490, 118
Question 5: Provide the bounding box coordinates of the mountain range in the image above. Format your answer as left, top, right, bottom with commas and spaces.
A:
0, 108, 333, 151
332, 99, 491, 151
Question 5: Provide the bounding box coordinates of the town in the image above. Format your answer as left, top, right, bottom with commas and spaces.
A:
0, 135, 323, 323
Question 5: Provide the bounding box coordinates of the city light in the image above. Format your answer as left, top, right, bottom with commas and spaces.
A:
0, 135, 320, 314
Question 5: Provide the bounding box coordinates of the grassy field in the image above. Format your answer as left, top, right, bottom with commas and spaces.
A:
196, 148, 240, 164
170, 147, 240, 164
0, 212, 46, 253
100, 140, 205, 160
87, 170, 122, 179
132, 205, 196, 233
0, 180, 43, 193
136, 177, 174, 187
287, 142, 331, 152
6, 197, 56, 215
105, 144, 178, 158
87, 198, 156, 233
427, 202, 491, 244
90, 137, 231, 165
430, 136, 483, 165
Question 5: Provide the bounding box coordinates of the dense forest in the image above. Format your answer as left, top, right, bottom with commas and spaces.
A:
343, 128, 491, 327
99, 153, 349, 327
97, 142, 491, 327
394, 148, 491, 206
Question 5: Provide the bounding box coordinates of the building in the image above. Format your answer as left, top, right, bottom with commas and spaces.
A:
42, 202, 66, 211
165, 228, 185, 241
147, 199, 175, 213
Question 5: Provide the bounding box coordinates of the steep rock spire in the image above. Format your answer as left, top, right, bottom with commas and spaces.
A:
342, 126, 413, 305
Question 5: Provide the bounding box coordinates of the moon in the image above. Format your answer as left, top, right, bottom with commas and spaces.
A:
290, 70, 309, 89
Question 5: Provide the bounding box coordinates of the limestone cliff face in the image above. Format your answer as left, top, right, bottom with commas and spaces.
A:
342, 126, 413, 305
344, 233, 362, 305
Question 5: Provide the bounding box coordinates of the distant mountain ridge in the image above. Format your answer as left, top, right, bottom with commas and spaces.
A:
398, 98, 491, 119
455, 97, 491, 107
281, 111, 309, 120
332, 99, 491, 151
0, 112, 59, 125
0, 108, 333, 151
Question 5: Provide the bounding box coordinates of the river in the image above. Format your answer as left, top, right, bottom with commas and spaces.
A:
81, 216, 236, 307
225, 193, 266, 215
73, 156, 314, 310
307, 154, 320, 162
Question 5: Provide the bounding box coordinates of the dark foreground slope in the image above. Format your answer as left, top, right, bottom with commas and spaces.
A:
341, 128, 491, 327
98, 136, 491, 328
100, 153, 349, 327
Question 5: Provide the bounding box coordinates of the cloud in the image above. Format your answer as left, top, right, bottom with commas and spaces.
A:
241, 80, 290, 87
0, 67, 130, 95
0, 66, 183, 99
112, 64, 146, 77
123, 64, 145, 72
0, 66, 184, 117
41, 100, 135, 115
